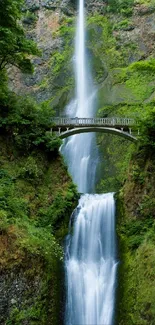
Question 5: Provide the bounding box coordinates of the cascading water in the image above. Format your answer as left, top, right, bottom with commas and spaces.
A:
62, 0, 117, 324
61, 0, 97, 193
65, 193, 117, 325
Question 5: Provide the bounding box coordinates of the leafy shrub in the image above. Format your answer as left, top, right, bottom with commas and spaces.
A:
0, 91, 61, 154
0, 0, 39, 72
121, 218, 154, 250
106, 0, 134, 16
113, 19, 133, 31
130, 164, 146, 184
138, 107, 155, 151
18, 157, 43, 180
22, 11, 37, 25
0, 210, 8, 232
130, 59, 155, 72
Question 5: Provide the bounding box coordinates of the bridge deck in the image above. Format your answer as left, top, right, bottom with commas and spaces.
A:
51, 117, 138, 142
52, 117, 136, 128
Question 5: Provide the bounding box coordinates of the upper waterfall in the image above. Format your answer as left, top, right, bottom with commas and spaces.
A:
76, 0, 86, 117
61, 0, 97, 193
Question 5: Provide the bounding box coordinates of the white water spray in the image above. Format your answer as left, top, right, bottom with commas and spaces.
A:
61, 0, 97, 193
65, 194, 117, 325
62, 0, 117, 324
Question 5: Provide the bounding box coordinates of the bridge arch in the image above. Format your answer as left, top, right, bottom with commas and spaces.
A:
58, 127, 137, 142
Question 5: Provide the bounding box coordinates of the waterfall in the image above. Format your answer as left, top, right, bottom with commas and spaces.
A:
61, 0, 97, 193
61, 0, 117, 324
65, 194, 117, 325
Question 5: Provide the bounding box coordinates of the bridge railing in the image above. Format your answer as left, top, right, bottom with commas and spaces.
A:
52, 117, 136, 126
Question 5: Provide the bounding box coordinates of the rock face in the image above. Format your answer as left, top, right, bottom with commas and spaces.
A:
8, 0, 108, 109
25, 0, 107, 12
8, 1, 155, 113
8, 5, 63, 105
0, 257, 65, 325
0, 265, 43, 324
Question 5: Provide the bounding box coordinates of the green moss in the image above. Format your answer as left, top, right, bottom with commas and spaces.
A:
106, 0, 134, 16
113, 19, 133, 31
96, 134, 135, 192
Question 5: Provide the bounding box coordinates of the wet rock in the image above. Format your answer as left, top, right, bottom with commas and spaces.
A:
135, 4, 155, 16
10, 298, 17, 305
25, 0, 40, 11
0, 267, 43, 324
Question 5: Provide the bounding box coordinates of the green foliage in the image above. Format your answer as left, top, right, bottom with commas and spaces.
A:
86, 14, 138, 80
6, 301, 47, 325
0, 86, 61, 154
49, 18, 75, 81
22, 11, 37, 26
0, 137, 77, 262
87, 15, 121, 80
96, 134, 134, 192
0, 209, 9, 232
117, 191, 155, 324
122, 71, 154, 101
0, 146, 78, 324
37, 182, 78, 229
0, 175, 28, 223
130, 163, 146, 184
17, 220, 63, 261
96, 56, 155, 193
18, 156, 43, 180
0, 137, 77, 324
0, 0, 39, 72
138, 106, 155, 151
130, 58, 155, 72
113, 19, 133, 31
91, 18, 155, 192
45, 17, 75, 111
107, 0, 134, 16
120, 218, 154, 250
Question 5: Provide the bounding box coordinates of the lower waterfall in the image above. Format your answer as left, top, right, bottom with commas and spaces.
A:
65, 193, 117, 325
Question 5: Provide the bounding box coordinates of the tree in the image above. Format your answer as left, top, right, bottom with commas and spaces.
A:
0, 0, 39, 73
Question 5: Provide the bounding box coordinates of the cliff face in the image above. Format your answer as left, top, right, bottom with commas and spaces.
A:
0, 134, 78, 324
8, 0, 107, 110
9, 1, 155, 109
116, 146, 155, 325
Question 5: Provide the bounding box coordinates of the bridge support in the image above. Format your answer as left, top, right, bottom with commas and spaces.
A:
58, 127, 137, 142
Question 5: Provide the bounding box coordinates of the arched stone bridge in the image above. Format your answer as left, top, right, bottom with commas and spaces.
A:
51, 117, 139, 142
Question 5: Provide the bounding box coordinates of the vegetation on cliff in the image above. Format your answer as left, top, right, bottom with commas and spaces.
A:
0, 2, 78, 323
0, 0, 39, 72
0, 130, 77, 324
117, 142, 155, 324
